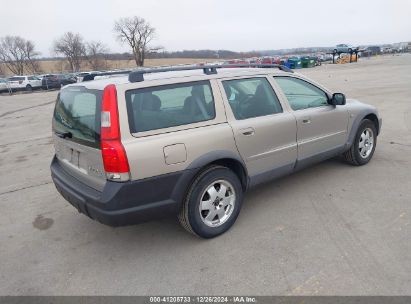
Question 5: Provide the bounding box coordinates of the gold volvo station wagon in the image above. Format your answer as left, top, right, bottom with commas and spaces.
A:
51, 64, 381, 238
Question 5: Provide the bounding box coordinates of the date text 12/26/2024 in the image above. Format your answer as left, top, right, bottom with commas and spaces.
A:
149, 296, 257, 303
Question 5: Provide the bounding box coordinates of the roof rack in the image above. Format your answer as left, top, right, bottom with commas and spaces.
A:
128, 64, 293, 83
81, 64, 293, 83
82, 70, 133, 82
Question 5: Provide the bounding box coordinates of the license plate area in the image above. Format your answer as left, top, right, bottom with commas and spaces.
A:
56, 141, 81, 168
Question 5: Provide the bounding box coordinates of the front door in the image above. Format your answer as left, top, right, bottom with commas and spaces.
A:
274, 76, 349, 163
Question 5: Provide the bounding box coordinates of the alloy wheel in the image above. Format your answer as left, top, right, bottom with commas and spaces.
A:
358, 127, 374, 158
199, 180, 236, 227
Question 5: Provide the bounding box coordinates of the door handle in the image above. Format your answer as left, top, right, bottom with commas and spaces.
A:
240, 127, 255, 136
302, 117, 311, 124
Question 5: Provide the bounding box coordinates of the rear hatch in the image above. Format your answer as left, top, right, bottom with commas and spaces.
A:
52, 86, 106, 191
8, 76, 25, 88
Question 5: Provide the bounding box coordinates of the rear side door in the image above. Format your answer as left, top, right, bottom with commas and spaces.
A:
218, 76, 297, 185
273, 76, 349, 166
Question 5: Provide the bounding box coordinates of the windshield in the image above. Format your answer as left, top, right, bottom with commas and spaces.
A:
52, 86, 102, 148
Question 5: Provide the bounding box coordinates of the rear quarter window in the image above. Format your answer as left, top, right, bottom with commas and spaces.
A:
125, 81, 216, 133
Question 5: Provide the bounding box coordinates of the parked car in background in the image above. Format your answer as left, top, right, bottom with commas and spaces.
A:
300, 56, 316, 68
287, 57, 302, 69
0, 78, 9, 92
75, 72, 91, 82
7, 75, 42, 91
248, 57, 262, 64
76, 71, 101, 82
333, 44, 358, 53
366, 46, 382, 55
382, 47, 393, 53
42, 74, 77, 89
225, 59, 249, 66
261, 56, 281, 65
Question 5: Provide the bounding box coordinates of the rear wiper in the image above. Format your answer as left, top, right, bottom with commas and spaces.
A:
55, 131, 72, 139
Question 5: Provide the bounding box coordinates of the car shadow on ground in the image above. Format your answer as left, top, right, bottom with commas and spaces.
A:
62, 157, 351, 247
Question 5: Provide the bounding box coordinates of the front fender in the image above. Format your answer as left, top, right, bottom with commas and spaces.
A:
345, 103, 381, 149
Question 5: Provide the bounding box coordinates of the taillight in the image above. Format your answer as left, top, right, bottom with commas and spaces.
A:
100, 84, 130, 181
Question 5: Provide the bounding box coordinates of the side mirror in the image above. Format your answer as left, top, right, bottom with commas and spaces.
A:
329, 93, 346, 105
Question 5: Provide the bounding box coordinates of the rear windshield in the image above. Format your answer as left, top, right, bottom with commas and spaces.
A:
53, 86, 102, 148
125, 81, 215, 133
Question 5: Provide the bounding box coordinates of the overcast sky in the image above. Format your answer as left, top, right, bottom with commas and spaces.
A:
1, 0, 410, 56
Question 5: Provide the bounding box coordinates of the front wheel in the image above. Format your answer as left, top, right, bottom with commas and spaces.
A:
25, 85, 32, 92
343, 119, 377, 166
178, 166, 243, 238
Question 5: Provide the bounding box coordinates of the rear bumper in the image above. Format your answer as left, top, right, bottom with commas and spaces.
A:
51, 156, 194, 226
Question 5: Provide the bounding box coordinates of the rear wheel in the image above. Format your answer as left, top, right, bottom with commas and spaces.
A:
178, 166, 243, 238
343, 119, 377, 166
25, 84, 32, 92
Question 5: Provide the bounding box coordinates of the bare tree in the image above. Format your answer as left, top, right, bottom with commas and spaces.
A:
24, 40, 42, 73
114, 16, 157, 66
86, 41, 109, 70
53, 32, 86, 72
0, 36, 40, 75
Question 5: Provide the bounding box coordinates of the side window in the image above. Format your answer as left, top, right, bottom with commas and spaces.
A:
125, 81, 216, 133
28, 76, 34, 81
222, 77, 282, 120
274, 77, 329, 110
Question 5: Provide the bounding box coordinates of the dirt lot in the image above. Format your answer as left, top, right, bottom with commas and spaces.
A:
0, 55, 410, 295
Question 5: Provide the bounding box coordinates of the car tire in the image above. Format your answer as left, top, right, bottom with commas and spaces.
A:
348, 48, 352, 53
343, 119, 377, 166
178, 165, 243, 238
25, 85, 32, 92
333, 49, 338, 53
